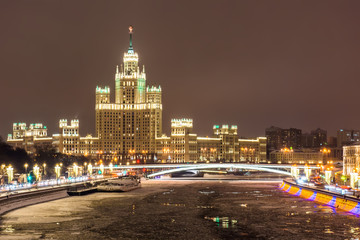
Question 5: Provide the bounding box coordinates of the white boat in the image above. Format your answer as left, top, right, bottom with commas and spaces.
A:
97, 176, 141, 192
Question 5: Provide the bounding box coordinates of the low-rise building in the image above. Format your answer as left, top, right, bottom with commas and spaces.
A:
155, 120, 267, 163
269, 148, 323, 165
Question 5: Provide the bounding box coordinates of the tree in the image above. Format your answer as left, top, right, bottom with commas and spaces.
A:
0, 136, 31, 172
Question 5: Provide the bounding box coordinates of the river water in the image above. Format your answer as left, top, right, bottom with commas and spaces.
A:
1, 179, 360, 239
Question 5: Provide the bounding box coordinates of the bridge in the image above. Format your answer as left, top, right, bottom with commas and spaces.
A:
92, 164, 319, 178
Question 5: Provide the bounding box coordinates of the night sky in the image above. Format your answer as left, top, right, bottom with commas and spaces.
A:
1, 1, 360, 139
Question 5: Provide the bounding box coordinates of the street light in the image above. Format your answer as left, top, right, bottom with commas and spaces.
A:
88, 163, 92, 175
33, 165, 40, 181
43, 163, 47, 177
24, 163, 28, 173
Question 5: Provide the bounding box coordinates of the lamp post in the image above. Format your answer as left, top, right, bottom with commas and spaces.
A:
43, 163, 47, 178
33, 165, 40, 181
7, 165, 14, 183
304, 165, 311, 181
84, 162, 87, 176
325, 169, 332, 185
73, 163, 78, 177
88, 163, 92, 175
100, 164, 104, 175
350, 172, 358, 189
24, 163, 28, 173
55, 164, 61, 179
109, 162, 113, 173
291, 165, 299, 179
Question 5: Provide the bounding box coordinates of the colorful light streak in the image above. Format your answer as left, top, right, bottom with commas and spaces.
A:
280, 181, 360, 217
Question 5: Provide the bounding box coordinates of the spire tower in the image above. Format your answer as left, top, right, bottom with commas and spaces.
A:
128, 25, 134, 53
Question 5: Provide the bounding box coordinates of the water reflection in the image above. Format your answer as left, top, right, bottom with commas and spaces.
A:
132, 204, 136, 215
199, 190, 215, 195
196, 205, 213, 209
161, 203, 186, 207
1, 225, 15, 233
204, 216, 238, 229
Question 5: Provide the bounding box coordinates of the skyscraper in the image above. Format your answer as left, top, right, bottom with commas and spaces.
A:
95, 26, 162, 157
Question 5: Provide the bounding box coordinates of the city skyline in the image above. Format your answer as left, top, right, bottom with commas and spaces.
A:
1, 1, 360, 138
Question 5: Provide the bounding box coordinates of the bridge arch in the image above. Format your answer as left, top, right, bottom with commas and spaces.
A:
147, 164, 292, 178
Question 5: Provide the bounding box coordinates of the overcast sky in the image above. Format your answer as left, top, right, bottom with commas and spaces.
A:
1, 0, 360, 139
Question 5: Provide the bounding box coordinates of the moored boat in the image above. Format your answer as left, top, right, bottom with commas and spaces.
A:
97, 176, 141, 192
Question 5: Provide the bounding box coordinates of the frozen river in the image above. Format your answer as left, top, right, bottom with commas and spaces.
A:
1, 178, 360, 239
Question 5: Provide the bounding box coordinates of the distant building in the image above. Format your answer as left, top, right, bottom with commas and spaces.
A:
157, 121, 267, 163
301, 133, 314, 148
311, 128, 327, 147
337, 129, 360, 147
269, 148, 323, 165
327, 136, 337, 148
265, 126, 302, 152
301, 128, 327, 148
7, 123, 53, 155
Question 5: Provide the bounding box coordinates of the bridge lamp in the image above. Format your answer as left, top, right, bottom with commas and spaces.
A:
24, 163, 28, 173
109, 163, 113, 172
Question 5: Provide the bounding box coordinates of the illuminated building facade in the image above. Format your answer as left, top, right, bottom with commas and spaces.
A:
95, 26, 162, 159
156, 120, 267, 163
269, 148, 323, 165
7, 123, 53, 155
343, 145, 360, 175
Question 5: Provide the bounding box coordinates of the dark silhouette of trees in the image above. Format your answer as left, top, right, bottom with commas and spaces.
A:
0, 136, 30, 172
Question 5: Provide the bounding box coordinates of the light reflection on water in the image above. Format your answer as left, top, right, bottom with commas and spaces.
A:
1, 225, 15, 233
204, 216, 238, 229
161, 203, 186, 207
198, 190, 215, 195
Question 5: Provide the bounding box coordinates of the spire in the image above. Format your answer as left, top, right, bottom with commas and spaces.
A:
128, 25, 134, 53
116, 65, 119, 74
142, 65, 145, 73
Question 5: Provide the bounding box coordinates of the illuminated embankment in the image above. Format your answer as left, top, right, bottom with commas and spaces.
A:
280, 180, 360, 215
